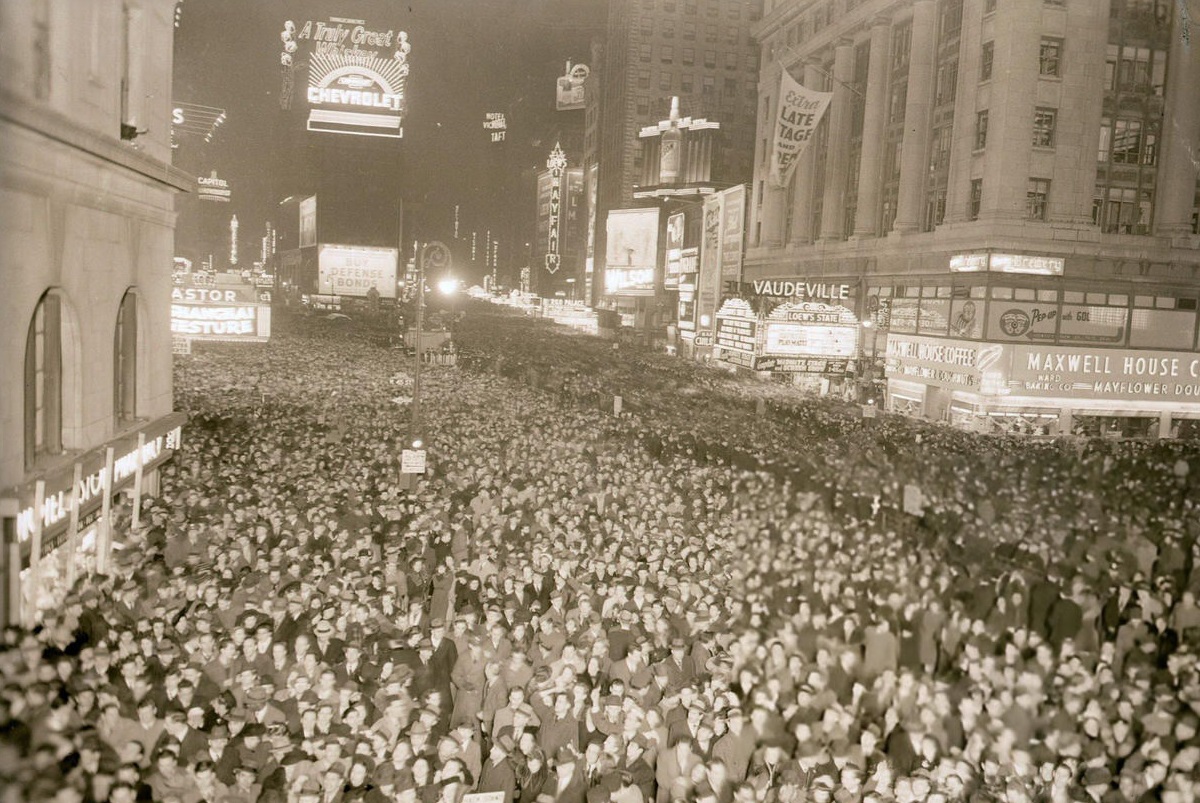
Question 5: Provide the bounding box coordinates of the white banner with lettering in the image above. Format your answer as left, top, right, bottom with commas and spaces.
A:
768, 68, 833, 188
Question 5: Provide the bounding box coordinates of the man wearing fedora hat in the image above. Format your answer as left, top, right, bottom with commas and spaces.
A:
478, 732, 519, 803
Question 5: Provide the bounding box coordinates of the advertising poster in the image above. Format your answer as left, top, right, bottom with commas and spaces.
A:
299, 196, 317, 248
884, 335, 998, 391
604, 208, 659, 295
917, 298, 951, 336
715, 298, 759, 355
1129, 308, 1196, 350
665, 212, 685, 289
556, 62, 590, 111
986, 300, 1060, 342
695, 195, 723, 337
171, 277, 272, 342
768, 68, 833, 188
719, 185, 745, 285
889, 297, 920, 333
318, 244, 399, 298
197, 171, 231, 203
948, 298, 982, 339
1058, 304, 1127, 345
289, 16, 411, 138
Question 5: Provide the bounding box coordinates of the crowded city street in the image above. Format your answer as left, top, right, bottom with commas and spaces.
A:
3, 306, 1199, 802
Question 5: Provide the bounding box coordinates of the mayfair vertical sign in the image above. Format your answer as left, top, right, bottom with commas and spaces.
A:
545, 143, 566, 274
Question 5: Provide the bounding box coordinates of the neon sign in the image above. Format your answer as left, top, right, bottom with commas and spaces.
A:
546, 142, 566, 274
293, 17, 411, 138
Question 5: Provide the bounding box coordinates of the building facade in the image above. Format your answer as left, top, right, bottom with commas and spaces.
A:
589, 0, 765, 313
745, 0, 1200, 436
0, 0, 190, 623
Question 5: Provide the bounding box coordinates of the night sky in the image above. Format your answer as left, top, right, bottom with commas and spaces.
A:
172, 0, 605, 279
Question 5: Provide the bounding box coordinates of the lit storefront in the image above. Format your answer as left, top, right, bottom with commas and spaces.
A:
873, 263, 1200, 437
2, 413, 186, 624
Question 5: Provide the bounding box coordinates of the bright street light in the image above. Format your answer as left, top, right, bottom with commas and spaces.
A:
437, 277, 459, 296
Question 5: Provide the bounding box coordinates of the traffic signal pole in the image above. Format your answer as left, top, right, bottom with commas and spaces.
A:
411, 245, 426, 449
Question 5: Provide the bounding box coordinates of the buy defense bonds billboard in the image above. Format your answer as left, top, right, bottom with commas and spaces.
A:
282, 17, 411, 138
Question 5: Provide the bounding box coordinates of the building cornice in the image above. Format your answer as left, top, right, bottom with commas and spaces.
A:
0, 88, 193, 194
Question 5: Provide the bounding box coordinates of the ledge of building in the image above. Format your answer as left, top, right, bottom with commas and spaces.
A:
0, 88, 193, 194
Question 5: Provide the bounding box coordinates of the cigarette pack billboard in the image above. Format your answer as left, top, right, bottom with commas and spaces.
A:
604, 208, 659, 296
556, 62, 590, 111
171, 278, 272, 342
318, 244, 399, 298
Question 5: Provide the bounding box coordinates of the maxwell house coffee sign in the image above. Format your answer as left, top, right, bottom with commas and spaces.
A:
296, 17, 411, 138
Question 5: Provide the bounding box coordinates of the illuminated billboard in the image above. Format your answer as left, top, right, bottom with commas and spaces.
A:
604, 208, 659, 296
170, 279, 271, 342
556, 61, 589, 111
288, 17, 411, 138
318, 244, 399, 298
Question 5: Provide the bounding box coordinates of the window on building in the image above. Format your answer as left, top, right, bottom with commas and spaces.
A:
744, 54, 757, 72
724, 77, 738, 96
725, 52, 738, 71
114, 291, 138, 425
704, 50, 716, 68
980, 42, 994, 81
1045, 0, 1065, 6
975, 110, 989, 150
641, 18, 654, 36
640, 44, 652, 62
706, 0, 718, 17
682, 47, 695, 65
1099, 186, 1152, 234
661, 45, 674, 63
683, 21, 696, 39
969, 178, 983, 220
664, 0, 675, 11
892, 22, 912, 69
638, 69, 651, 88
1118, 46, 1152, 89
705, 25, 717, 43
681, 74, 694, 93
726, 28, 739, 45
1112, 118, 1143, 163
637, 96, 650, 116
1097, 118, 1111, 161
924, 188, 947, 231
702, 75, 715, 97
663, 20, 675, 38
984, 0, 997, 13
1105, 44, 1118, 89
936, 60, 958, 104
25, 291, 64, 469
890, 85, 907, 123
685, 0, 697, 14
1033, 108, 1057, 147
1039, 38, 1063, 77
939, 0, 963, 40
1027, 178, 1050, 220
659, 71, 673, 90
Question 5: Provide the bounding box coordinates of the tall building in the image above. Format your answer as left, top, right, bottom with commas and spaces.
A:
588, 0, 764, 311
744, 0, 1200, 437
0, 0, 190, 623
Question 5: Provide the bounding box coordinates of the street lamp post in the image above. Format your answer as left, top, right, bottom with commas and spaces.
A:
409, 241, 451, 449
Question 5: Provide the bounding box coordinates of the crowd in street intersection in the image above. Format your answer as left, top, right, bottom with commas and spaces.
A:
2, 305, 1200, 803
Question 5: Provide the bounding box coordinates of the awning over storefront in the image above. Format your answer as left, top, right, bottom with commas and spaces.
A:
2, 412, 187, 566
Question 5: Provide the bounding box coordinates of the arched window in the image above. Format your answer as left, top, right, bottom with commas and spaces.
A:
114, 290, 138, 425
24, 292, 63, 468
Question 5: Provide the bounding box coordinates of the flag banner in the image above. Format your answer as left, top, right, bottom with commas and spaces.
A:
768, 68, 832, 188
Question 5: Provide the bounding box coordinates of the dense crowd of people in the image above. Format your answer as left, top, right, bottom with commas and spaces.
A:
2, 306, 1199, 803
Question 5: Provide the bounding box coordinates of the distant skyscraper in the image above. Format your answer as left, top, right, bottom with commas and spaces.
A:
586, 0, 764, 307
